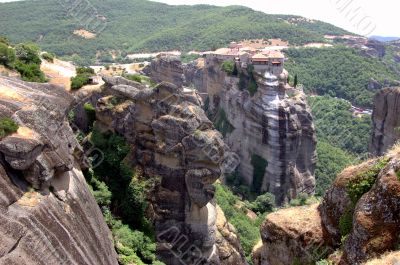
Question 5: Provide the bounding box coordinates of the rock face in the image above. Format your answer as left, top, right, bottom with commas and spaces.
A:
146, 56, 317, 205
96, 76, 239, 264
254, 146, 400, 265
0, 76, 118, 265
143, 55, 186, 87
370, 87, 400, 156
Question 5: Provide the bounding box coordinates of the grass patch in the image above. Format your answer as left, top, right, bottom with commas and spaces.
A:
0, 117, 18, 138
396, 170, 400, 181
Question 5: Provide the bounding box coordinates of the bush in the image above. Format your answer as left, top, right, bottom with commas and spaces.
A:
346, 157, 389, 204
71, 74, 91, 90
42, 52, 55, 62
0, 42, 16, 67
76, 67, 95, 75
0, 117, 19, 138
84, 169, 112, 207
124, 74, 142, 83
221, 60, 235, 75
15, 43, 41, 65
289, 193, 311, 206
249, 193, 275, 214
14, 61, 47, 82
339, 207, 353, 237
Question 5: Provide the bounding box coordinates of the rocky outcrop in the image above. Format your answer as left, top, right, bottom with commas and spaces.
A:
146, 56, 317, 205
0, 76, 118, 265
254, 146, 400, 265
143, 55, 186, 87
96, 76, 239, 264
253, 204, 330, 265
370, 87, 400, 156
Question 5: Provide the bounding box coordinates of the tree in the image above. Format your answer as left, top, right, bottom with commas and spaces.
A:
294, 74, 298, 88
0, 43, 16, 67
249, 193, 275, 214
15, 43, 41, 65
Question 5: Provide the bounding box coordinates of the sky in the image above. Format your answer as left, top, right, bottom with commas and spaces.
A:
0, 0, 398, 36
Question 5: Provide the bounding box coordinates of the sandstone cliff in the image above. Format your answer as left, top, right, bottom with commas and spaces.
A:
94, 76, 243, 264
0, 76, 118, 265
253, 144, 400, 265
370, 87, 400, 156
145, 56, 317, 205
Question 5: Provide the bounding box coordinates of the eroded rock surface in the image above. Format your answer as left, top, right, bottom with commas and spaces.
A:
370, 87, 400, 156
97, 76, 238, 264
0, 76, 118, 265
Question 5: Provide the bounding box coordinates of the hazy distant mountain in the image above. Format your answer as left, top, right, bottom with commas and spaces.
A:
370, 36, 400, 42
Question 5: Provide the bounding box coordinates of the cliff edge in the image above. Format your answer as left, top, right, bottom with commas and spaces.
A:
0, 76, 118, 265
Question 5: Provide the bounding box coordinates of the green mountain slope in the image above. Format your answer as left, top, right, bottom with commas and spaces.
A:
285, 46, 400, 107
0, 0, 350, 64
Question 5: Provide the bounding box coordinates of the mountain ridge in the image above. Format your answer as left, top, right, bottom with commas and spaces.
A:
0, 0, 352, 64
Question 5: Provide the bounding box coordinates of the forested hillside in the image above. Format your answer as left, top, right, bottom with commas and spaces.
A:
285, 47, 400, 107
0, 0, 350, 64
308, 96, 370, 195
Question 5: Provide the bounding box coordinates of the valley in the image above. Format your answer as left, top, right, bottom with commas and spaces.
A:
0, 0, 400, 265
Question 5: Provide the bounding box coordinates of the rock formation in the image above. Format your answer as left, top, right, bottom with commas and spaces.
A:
95, 76, 241, 264
253, 145, 400, 265
370, 87, 400, 156
0, 76, 118, 265
146, 56, 317, 205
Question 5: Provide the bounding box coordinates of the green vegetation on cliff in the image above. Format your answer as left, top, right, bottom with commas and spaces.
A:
0, 40, 46, 82
0, 117, 19, 138
0, 0, 350, 64
84, 126, 164, 265
71, 67, 95, 90
285, 47, 399, 107
215, 183, 267, 262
